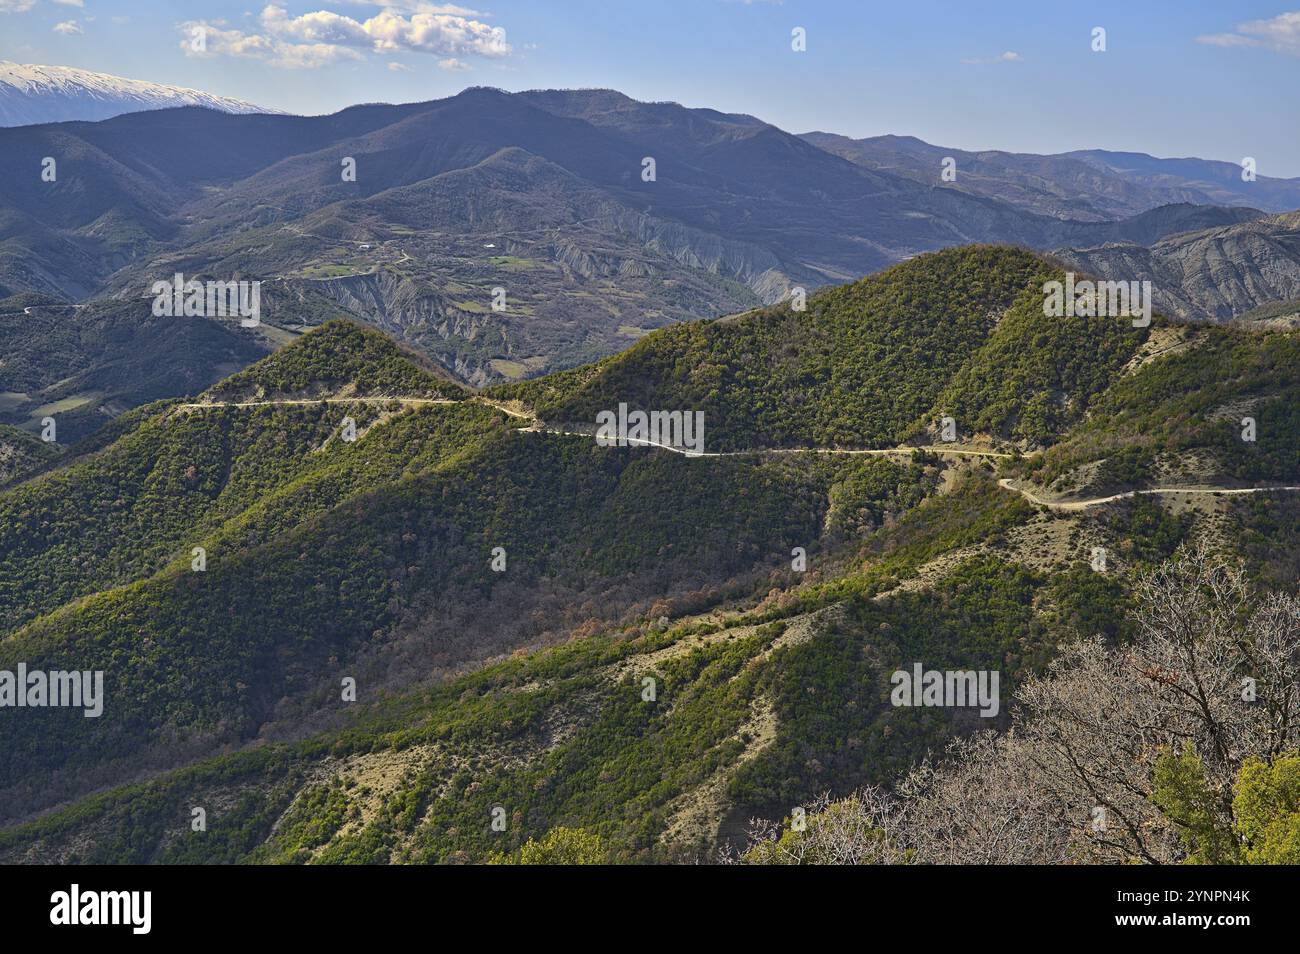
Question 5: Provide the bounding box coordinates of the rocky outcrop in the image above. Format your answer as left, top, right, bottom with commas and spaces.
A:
1055, 212, 1300, 321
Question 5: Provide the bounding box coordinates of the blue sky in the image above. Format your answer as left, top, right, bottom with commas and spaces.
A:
4, 0, 1300, 175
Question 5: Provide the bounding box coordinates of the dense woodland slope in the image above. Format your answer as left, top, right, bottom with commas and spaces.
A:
1, 245, 1297, 863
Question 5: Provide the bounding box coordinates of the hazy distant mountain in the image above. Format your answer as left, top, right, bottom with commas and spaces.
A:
805, 131, 1300, 220
1056, 210, 1300, 322
1064, 149, 1300, 215
0, 61, 271, 127
0, 86, 1262, 386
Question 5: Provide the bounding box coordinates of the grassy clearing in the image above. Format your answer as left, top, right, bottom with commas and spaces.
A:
30, 392, 99, 417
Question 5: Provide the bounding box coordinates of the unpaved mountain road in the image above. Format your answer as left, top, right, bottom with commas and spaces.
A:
998, 478, 1300, 512
175, 396, 1300, 510
177, 396, 533, 419
538, 429, 1012, 460
178, 397, 458, 409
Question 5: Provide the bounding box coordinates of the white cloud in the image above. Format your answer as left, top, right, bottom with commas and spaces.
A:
180, 4, 511, 69
179, 20, 363, 69
261, 6, 371, 46
0, 0, 37, 12
387, 60, 411, 71
961, 50, 1021, 65
53, 0, 86, 8
271, 40, 365, 69
437, 57, 470, 71
362, 9, 509, 57
1197, 11, 1300, 56
53, 19, 83, 35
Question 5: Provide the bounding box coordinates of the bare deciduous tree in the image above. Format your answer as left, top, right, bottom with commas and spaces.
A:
741, 543, 1300, 864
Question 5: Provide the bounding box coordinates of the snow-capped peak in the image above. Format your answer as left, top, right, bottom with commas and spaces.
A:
0, 61, 276, 127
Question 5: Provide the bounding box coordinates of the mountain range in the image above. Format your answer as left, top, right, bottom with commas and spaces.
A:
805, 131, 1300, 220
0, 243, 1296, 863
0, 85, 1286, 393
0, 61, 269, 127
1, 32, 1298, 874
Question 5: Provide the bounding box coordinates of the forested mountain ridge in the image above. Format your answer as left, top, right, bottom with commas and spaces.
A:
492, 245, 1149, 450
0, 295, 273, 446
0, 320, 936, 819
2, 244, 1298, 861
0, 423, 55, 487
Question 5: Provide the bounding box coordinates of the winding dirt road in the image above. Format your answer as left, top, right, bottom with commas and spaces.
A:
175, 396, 1300, 511
998, 478, 1300, 512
